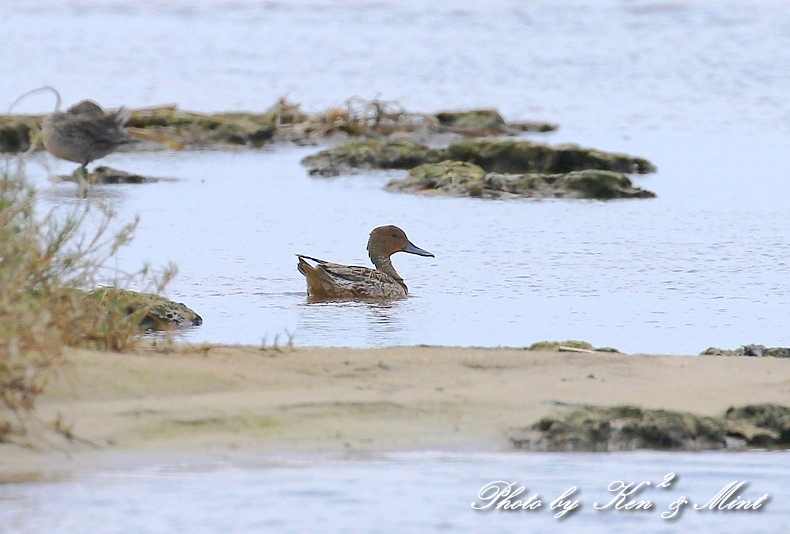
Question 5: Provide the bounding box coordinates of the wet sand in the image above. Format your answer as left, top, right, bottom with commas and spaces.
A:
1, 345, 788, 481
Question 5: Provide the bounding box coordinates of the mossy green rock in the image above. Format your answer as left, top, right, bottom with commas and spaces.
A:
510, 404, 790, 452
126, 109, 276, 148
65, 166, 157, 185
303, 138, 656, 179
511, 406, 727, 452
435, 109, 506, 131
510, 120, 558, 133
386, 160, 488, 196
0, 116, 40, 153
701, 345, 790, 357
387, 163, 655, 200
301, 139, 444, 176
557, 170, 655, 199
445, 139, 657, 174
0, 110, 276, 152
434, 109, 557, 134
700, 347, 744, 356
86, 288, 202, 329
724, 404, 790, 446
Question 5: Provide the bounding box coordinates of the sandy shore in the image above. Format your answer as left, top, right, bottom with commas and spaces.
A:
1, 345, 788, 481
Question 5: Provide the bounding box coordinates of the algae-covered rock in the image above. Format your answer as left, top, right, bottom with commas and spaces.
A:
126, 109, 276, 148
445, 139, 657, 174
387, 164, 655, 200
724, 404, 790, 447
47, 287, 202, 349
301, 139, 444, 176
0, 101, 559, 155
761, 347, 790, 358
510, 406, 727, 452
701, 345, 790, 357
435, 109, 506, 132
700, 347, 745, 356
64, 166, 159, 185
0, 116, 41, 153
0, 108, 277, 153
434, 109, 557, 135
509, 403, 790, 452
557, 170, 655, 199
510, 120, 559, 133
499, 169, 655, 199
303, 138, 657, 179
386, 160, 488, 196
85, 288, 203, 329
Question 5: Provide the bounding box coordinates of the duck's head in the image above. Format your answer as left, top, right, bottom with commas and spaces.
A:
367, 225, 434, 260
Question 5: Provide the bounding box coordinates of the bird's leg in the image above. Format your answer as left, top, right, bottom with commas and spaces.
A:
76, 164, 90, 181
76, 164, 90, 197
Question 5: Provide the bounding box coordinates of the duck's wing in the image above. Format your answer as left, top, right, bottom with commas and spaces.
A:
51, 114, 135, 155
81, 114, 135, 145
296, 254, 368, 287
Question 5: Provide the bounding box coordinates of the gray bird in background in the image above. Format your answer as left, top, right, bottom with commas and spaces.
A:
42, 100, 136, 172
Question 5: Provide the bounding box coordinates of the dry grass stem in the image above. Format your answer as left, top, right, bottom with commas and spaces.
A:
0, 157, 175, 443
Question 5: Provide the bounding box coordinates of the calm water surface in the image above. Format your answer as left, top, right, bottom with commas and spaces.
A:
18, 128, 790, 353
4, 0, 790, 136
1, 451, 789, 533
2, 0, 789, 352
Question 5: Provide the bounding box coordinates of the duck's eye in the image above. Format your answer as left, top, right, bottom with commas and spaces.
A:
391, 233, 398, 238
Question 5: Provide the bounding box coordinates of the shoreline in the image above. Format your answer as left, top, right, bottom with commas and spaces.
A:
1, 345, 788, 482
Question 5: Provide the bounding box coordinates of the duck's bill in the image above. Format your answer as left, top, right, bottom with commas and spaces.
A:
403, 241, 435, 257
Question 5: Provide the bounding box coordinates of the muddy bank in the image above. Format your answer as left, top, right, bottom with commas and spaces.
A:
1, 345, 787, 479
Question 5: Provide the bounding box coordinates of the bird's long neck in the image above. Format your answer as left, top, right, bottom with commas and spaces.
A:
369, 251, 403, 285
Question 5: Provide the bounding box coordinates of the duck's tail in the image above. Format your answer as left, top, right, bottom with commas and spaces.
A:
296, 254, 315, 276
296, 255, 333, 297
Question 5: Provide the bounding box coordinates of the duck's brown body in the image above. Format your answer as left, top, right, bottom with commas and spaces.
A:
297, 225, 434, 300
42, 100, 135, 167
297, 255, 410, 299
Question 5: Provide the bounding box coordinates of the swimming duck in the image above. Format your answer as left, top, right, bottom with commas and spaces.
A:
297, 225, 434, 299
41, 99, 136, 172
